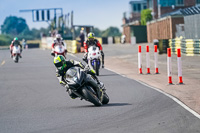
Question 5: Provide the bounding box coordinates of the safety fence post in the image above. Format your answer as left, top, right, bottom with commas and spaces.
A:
167, 48, 173, 84
154, 45, 159, 74
138, 45, 142, 74
177, 48, 183, 84
146, 45, 150, 74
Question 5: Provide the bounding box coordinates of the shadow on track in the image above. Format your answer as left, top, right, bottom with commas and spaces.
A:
98, 74, 120, 77
102, 103, 132, 107
70, 103, 131, 109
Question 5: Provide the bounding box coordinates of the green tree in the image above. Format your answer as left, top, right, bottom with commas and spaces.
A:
1, 16, 29, 35
101, 27, 121, 37
93, 27, 102, 37
0, 34, 13, 46
141, 9, 152, 25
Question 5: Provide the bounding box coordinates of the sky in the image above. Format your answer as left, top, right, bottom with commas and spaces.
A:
0, 0, 132, 31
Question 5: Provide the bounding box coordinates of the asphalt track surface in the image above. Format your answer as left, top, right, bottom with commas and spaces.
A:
0, 49, 200, 133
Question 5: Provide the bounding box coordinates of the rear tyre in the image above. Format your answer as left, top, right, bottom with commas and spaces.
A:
102, 93, 109, 104
82, 87, 102, 106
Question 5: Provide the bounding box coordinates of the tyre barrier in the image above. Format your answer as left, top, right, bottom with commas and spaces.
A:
64, 40, 77, 54
169, 38, 200, 56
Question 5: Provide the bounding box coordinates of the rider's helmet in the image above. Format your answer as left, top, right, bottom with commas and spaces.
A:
55, 34, 62, 42
88, 32, 95, 42
14, 37, 18, 41
53, 55, 67, 72
13, 37, 19, 45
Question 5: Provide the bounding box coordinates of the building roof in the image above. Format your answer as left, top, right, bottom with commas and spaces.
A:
160, 5, 200, 18
161, 9, 183, 18
73, 25, 94, 28
122, 20, 140, 27
180, 5, 200, 15
129, 0, 147, 4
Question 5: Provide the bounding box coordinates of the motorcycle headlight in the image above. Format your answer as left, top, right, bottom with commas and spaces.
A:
73, 77, 78, 82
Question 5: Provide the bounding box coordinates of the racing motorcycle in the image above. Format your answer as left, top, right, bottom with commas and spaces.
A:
12, 45, 21, 63
65, 66, 109, 106
87, 46, 102, 76
51, 44, 67, 58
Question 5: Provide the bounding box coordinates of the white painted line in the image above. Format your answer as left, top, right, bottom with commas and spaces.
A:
1, 60, 5, 66
69, 53, 200, 119
105, 68, 200, 119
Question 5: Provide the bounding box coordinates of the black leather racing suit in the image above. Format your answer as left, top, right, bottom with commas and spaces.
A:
56, 59, 101, 98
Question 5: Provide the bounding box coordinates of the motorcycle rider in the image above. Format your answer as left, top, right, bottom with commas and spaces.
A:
10, 37, 22, 58
83, 32, 105, 68
51, 34, 67, 57
53, 55, 104, 99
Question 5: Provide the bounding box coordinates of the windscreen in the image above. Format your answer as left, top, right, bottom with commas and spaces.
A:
66, 67, 77, 79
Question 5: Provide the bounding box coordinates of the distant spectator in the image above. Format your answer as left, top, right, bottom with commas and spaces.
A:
79, 30, 85, 47
22, 39, 26, 49
121, 34, 126, 44
153, 39, 159, 48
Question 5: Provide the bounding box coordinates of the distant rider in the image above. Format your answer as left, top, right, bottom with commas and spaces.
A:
83, 32, 105, 68
51, 34, 67, 57
53, 55, 104, 99
10, 37, 22, 58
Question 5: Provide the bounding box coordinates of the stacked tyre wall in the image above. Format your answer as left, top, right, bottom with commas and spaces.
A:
169, 38, 200, 56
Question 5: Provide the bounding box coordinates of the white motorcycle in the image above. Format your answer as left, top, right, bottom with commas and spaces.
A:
52, 44, 67, 58
12, 45, 21, 63
87, 46, 102, 76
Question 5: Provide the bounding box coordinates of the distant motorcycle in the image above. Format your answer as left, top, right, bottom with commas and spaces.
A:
65, 66, 109, 106
51, 44, 67, 58
87, 46, 102, 76
12, 45, 21, 63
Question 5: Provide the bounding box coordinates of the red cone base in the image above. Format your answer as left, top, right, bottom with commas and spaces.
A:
155, 68, 159, 74
168, 76, 173, 84
147, 68, 150, 74
139, 68, 142, 74
179, 76, 183, 84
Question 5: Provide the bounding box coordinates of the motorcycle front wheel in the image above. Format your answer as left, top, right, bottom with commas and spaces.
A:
82, 87, 102, 106
94, 61, 99, 76
14, 55, 18, 63
102, 92, 109, 104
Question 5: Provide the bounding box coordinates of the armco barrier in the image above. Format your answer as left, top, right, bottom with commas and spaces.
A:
26, 40, 41, 48
102, 37, 108, 44
169, 38, 200, 56
108, 37, 114, 44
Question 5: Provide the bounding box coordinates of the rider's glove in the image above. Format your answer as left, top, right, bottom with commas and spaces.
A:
60, 81, 66, 87
84, 64, 90, 72
101, 51, 104, 56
